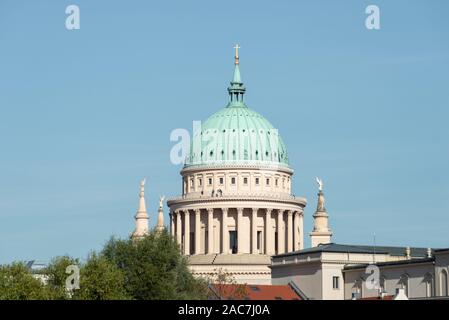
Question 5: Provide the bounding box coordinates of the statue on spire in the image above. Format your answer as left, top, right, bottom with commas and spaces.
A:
316, 177, 325, 211
140, 178, 146, 196
156, 195, 165, 232
316, 177, 323, 191
159, 195, 165, 209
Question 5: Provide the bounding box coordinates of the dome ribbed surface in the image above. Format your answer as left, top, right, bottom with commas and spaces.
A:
185, 103, 289, 168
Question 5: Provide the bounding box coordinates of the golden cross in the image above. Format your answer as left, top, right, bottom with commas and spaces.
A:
234, 44, 240, 64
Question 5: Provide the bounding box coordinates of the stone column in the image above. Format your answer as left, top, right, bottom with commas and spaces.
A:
287, 210, 293, 252
265, 208, 273, 255
176, 210, 182, 246
194, 209, 201, 255
184, 210, 190, 255
293, 211, 299, 251
251, 208, 258, 254
277, 210, 284, 254
207, 208, 214, 254
237, 207, 244, 254
221, 208, 228, 254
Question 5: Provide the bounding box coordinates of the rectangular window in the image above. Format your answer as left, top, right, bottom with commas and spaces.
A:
229, 231, 237, 254
198, 178, 202, 187
255, 177, 260, 185
231, 177, 236, 185
243, 177, 248, 185
333, 276, 340, 290
266, 178, 270, 186
208, 178, 213, 185
275, 179, 278, 187
219, 177, 224, 185
257, 231, 262, 251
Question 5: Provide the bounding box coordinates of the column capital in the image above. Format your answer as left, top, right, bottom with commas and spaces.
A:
287, 210, 293, 216
266, 208, 273, 214
252, 208, 259, 214
184, 210, 190, 216
195, 208, 201, 215
221, 207, 229, 213
237, 207, 244, 214
207, 208, 214, 214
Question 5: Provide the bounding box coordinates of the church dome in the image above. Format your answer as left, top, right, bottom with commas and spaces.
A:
184, 52, 289, 169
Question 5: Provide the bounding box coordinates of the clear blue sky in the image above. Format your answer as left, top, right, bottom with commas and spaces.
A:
1, 0, 448, 263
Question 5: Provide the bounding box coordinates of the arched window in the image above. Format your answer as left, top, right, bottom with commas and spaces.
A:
398, 273, 409, 297
399, 274, 409, 297
424, 273, 434, 298
441, 270, 448, 296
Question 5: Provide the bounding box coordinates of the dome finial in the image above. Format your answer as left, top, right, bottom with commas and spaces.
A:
228, 44, 246, 106
234, 44, 240, 65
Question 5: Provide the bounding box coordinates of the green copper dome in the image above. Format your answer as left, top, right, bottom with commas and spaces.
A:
185, 56, 289, 169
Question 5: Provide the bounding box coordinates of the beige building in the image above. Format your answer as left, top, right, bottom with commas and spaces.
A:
166, 48, 306, 284
343, 248, 449, 300
271, 243, 438, 300
130, 49, 448, 298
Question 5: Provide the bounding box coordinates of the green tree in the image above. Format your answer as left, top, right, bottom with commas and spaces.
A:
44, 255, 79, 299
102, 229, 208, 299
0, 262, 54, 300
73, 252, 129, 300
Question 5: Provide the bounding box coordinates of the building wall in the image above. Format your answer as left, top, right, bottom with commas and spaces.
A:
181, 167, 293, 198
343, 262, 435, 299
435, 251, 449, 297
271, 261, 323, 299
191, 264, 272, 285
321, 263, 345, 300
271, 251, 398, 300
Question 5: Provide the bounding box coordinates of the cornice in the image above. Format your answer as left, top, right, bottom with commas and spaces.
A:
181, 163, 294, 175
167, 194, 307, 208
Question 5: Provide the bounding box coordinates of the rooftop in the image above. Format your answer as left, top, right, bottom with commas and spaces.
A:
273, 243, 435, 259
209, 283, 303, 300
343, 257, 435, 271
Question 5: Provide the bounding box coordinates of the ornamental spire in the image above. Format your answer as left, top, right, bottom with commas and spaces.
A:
228, 44, 246, 106
310, 177, 332, 247
132, 178, 149, 240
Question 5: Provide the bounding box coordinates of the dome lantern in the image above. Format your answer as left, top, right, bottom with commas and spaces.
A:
227, 44, 246, 106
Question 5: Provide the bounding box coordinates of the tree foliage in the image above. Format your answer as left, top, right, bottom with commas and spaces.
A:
102, 229, 209, 300
73, 252, 129, 300
1, 229, 218, 300
44, 255, 79, 299
0, 262, 54, 300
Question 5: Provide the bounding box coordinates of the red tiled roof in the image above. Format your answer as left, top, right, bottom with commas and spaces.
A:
211, 284, 302, 300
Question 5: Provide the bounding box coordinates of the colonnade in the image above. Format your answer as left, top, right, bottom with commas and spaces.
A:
170, 208, 303, 255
